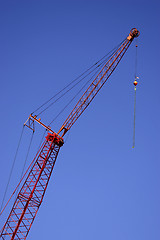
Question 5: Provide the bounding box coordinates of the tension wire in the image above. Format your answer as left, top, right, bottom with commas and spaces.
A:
14, 131, 34, 200
132, 85, 137, 148
0, 126, 24, 213
0, 138, 45, 216
31, 39, 126, 117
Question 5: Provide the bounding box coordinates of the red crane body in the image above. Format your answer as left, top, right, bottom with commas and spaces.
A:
0, 28, 139, 240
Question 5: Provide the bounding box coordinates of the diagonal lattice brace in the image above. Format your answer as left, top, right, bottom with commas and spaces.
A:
0, 133, 63, 240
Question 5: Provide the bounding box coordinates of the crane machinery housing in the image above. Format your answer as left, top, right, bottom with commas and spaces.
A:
0, 28, 140, 240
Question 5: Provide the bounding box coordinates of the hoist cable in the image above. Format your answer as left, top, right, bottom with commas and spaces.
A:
0, 126, 24, 214
135, 40, 138, 78
132, 41, 138, 148
32, 39, 126, 116
0, 137, 45, 216
132, 87, 136, 148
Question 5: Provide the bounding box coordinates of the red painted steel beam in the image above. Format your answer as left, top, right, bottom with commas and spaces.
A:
0, 28, 139, 240
0, 133, 63, 240
58, 28, 139, 137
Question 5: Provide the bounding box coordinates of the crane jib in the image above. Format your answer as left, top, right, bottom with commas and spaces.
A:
58, 28, 140, 137
0, 28, 139, 240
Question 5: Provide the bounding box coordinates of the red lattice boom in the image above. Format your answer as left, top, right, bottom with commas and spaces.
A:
0, 133, 63, 240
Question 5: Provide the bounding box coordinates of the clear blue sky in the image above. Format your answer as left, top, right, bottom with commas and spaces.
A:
0, 1, 160, 240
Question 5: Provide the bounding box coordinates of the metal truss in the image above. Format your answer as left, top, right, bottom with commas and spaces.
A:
0, 133, 63, 240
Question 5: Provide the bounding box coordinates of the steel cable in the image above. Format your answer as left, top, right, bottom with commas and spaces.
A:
48, 63, 102, 126
0, 138, 45, 216
132, 40, 138, 148
31, 39, 126, 117
0, 126, 24, 213
14, 132, 34, 200
132, 87, 136, 148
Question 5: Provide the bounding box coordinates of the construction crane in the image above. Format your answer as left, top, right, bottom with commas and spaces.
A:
0, 28, 140, 240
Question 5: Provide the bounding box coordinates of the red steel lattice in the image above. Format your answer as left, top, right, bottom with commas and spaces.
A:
0, 28, 139, 240
58, 28, 140, 137
0, 133, 63, 240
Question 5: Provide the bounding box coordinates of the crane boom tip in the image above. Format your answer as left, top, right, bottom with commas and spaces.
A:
127, 28, 140, 41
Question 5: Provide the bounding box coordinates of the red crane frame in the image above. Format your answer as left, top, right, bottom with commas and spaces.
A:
0, 28, 139, 240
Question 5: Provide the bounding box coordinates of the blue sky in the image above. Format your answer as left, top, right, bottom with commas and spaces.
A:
0, 1, 160, 239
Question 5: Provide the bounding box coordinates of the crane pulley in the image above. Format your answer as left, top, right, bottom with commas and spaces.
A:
0, 28, 140, 240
